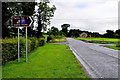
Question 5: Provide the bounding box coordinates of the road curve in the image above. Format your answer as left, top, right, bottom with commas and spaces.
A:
67, 38, 119, 78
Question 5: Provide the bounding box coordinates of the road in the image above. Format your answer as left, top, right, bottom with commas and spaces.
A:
67, 38, 119, 78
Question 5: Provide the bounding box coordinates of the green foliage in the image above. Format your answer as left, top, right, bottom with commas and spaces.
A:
2, 38, 18, 64
49, 35, 65, 39
61, 24, 70, 36
105, 45, 120, 50
2, 2, 37, 38
36, 2, 56, 37
38, 38, 45, 46
43, 34, 49, 37
114, 29, 120, 38
47, 26, 59, 36
103, 30, 114, 38
75, 37, 119, 42
68, 29, 80, 37
46, 35, 66, 43
29, 37, 39, 51
2, 37, 45, 64
49, 40, 66, 43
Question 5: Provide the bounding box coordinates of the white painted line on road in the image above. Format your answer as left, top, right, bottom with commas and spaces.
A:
69, 44, 103, 78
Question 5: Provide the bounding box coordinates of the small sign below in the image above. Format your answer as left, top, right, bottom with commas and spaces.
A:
12, 16, 33, 27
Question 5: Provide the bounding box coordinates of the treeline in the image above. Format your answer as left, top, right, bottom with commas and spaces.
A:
47, 24, 120, 38
47, 24, 70, 37
68, 29, 120, 38
102, 30, 120, 38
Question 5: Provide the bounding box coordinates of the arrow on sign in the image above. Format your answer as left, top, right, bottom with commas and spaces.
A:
29, 16, 34, 27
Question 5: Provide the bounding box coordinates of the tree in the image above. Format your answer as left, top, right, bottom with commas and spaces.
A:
2, 2, 19, 38
61, 24, 70, 36
114, 29, 120, 38
36, 2, 56, 37
67, 29, 80, 37
21, 2, 37, 37
47, 26, 59, 36
2, 2, 37, 38
103, 30, 114, 38
91, 32, 101, 37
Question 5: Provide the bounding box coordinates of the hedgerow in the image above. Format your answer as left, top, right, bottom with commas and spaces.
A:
2, 37, 45, 64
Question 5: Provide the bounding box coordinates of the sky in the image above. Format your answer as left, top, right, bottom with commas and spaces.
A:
48, 0, 119, 34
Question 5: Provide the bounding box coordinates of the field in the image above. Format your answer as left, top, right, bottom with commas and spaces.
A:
75, 37, 120, 42
74, 37, 120, 50
3, 43, 88, 78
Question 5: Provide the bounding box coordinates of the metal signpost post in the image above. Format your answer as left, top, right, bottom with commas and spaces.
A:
26, 27, 28, 62
12, 16, 33, 62
18, 27, 20, 62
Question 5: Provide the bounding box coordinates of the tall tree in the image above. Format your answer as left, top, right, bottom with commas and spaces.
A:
91, 32, 101, 37
61, 24, 70, 36
67, 29, 80, 37
2, 2, 21, 38
47, 26, 59, 36
114, 29, 120, 38
20, 2, 37, 37
2, 2, 37, 38
36, 1, 56, 37
103, 30, 114, 38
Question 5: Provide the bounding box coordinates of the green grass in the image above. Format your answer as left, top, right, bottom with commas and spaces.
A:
43, 35, 49, 37
75, 37, 120, 42
3, 43, 88, 78
49, 40, 66, 43
105, 45, 120, 50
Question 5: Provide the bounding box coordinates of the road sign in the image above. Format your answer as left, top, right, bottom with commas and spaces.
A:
12, 16, 33, 27
11, 16, 34, 62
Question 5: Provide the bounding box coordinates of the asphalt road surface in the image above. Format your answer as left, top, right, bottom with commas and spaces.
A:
67, 38, 119, 78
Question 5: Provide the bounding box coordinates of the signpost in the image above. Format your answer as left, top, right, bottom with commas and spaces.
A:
12, 16, 33, 62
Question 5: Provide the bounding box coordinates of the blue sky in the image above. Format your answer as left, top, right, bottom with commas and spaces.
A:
47, 0, 119, 34
75, 3, 87, 8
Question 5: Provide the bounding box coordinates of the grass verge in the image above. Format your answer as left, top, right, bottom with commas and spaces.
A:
75, 37, 120, 42
3, 43, 88, 78
49, 40, 66, 43
105, 45, 120, 50
49, 38, 66, 43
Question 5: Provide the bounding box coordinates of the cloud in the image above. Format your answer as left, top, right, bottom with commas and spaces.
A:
49, 0, 119, 34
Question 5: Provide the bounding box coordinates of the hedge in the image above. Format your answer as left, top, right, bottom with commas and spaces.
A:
2, 37, 45, 64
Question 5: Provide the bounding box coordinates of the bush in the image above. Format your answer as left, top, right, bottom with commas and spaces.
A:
29, 37, 39, 51
50, 35, 65, 39
2, 38, 18, 64
47, 35, 66, 42
39, 38, 45, 46
2, 37, 45, 64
